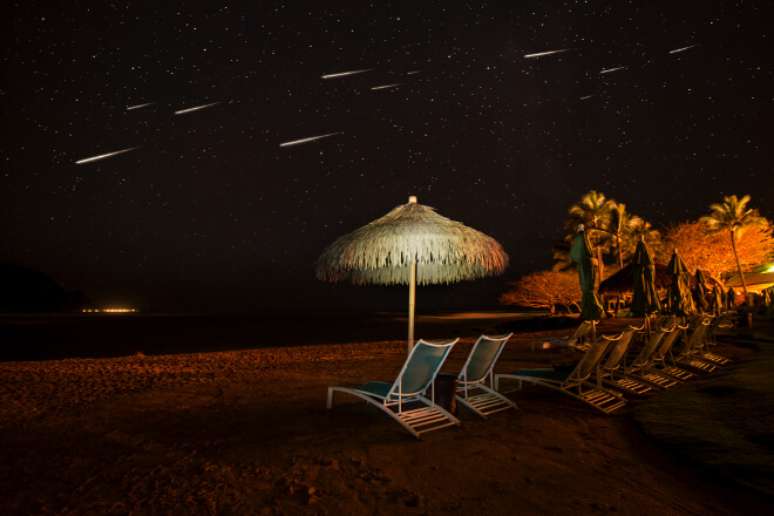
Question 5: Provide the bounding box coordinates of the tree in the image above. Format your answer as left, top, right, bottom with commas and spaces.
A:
565, 191, 614, 279
660, 218, 774, 282
699, 195, 768, 301
500, 270, 581, 313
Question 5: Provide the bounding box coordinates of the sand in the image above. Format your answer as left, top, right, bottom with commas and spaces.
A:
0, 327, 767, 515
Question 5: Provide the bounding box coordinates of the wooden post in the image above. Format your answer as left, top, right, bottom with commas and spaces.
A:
408, 258, 417, 352
407, 195, 418, 352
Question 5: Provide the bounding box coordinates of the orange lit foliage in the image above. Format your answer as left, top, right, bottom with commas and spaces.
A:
659, 220, 774, 279
500, 270, 581, 312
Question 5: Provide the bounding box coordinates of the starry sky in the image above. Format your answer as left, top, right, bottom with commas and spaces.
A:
2, 1, 773, 312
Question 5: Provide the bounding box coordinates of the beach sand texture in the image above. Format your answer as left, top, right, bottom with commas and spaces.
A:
0, 323, 768, 514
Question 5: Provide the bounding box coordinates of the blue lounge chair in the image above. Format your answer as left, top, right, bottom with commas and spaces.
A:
327, 338, 460, 439
455, 333, 517, 418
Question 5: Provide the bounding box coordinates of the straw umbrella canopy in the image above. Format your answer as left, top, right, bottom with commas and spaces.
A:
569, 227, 604, 322
630, 239, 661, 317
316, 196, 509, 351
666, 250, 695, 316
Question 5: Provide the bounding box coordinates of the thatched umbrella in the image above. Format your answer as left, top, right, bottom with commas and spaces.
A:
316, 196, 508, 351
569, 226, 604, 322
666, 250, 695, 316
631, 239, 661, 317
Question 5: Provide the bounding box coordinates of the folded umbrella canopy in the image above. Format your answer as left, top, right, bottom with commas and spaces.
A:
631, 239, 661, 317
694, 269, 709, 313
569, 227, 604, 321
316, 196, 509, 352
666, 249, 695, 316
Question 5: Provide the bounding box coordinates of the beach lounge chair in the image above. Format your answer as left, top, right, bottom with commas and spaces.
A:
623, 325, 679, 389
700, 315, 733, 365
455, 333, 518, 418
327, 338, 460, 439
538, 320, 594, 351
596, 325, 655, 396
649, 323, 695, 380
494, 333, 627, 414
672, 319, 719, 373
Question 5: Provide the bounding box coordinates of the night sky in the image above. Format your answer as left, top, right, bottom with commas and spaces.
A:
2, 1, 773, 312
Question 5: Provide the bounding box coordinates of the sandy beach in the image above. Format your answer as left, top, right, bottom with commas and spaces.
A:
0, 316, 769, 515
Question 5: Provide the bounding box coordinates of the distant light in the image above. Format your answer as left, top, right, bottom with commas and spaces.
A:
82, 307, 137, 314
766, 264, 774, 273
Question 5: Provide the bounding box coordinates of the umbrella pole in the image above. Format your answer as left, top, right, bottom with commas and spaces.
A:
408, 258, 417, 352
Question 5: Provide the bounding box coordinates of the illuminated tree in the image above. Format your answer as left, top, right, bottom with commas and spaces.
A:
500, 270, 581, 313
699, 195, 768, 299
659, 218, 774, 283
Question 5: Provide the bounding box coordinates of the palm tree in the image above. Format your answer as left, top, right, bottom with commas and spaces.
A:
566, 191, 614, 279
624, 216, 661, 260
699, 195, 765, 303
609, 202, 629, 269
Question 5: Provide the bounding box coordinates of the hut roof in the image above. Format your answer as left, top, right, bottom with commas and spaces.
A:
315, 199, 508, 286
599, 262, 673, 294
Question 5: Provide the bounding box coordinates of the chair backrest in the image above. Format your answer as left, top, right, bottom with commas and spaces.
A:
459, 333, 513, 383
631, 328, 666, 367
683, 319, 710, 353
601, 329, 635, 371
570, 321, 593, 345
653, 324, 686, 360
565, 337, 612, 384
389, 338, 458, 397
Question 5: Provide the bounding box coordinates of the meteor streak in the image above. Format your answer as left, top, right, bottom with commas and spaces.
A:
370, 83, 401, 91
669, 44, 697, 55
279, 132, 341, 148
523, 49, 570, 59
173, 101, 221, 115
579, 95, 594, 100
321, 68, 372, 80
599, 66, 627, 75
75, 146, 138, 165
126, 102, 154, 111
406, 70, 421, 75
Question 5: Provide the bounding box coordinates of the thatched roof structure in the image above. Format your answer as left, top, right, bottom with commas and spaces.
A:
599, 262, 673, 294
316, 197, 508, 285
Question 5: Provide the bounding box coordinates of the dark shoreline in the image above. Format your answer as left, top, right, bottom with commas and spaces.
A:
633, 322, 774, 502
0, 310, 562, 362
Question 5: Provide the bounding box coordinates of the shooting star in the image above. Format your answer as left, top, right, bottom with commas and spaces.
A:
371, 83, 401, 91
579, 95, 594, 101
523, 48, 570, 59
126, 102, 154, 111
173, 101, 222, 115
599, 66, 627, 75
321, 68, 373, 80
669, 44, 697, 55
75, 146, 138, 165
406, 70, 421, 75
279, 132, 341, 148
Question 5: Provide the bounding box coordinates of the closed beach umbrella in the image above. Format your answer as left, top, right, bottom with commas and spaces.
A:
667, 250, 695, 316
569, 227, 604, 321
727, 287, 736, 309
711, 285, 723, 315
316, 196, 509, 351
694, 269, 709, 313
630, 239, 661, 317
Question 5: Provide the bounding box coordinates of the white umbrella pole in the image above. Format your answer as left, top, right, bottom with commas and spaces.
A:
408, 257, 417, 352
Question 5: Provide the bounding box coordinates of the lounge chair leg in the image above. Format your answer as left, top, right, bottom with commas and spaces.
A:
326, 387, 334, 409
